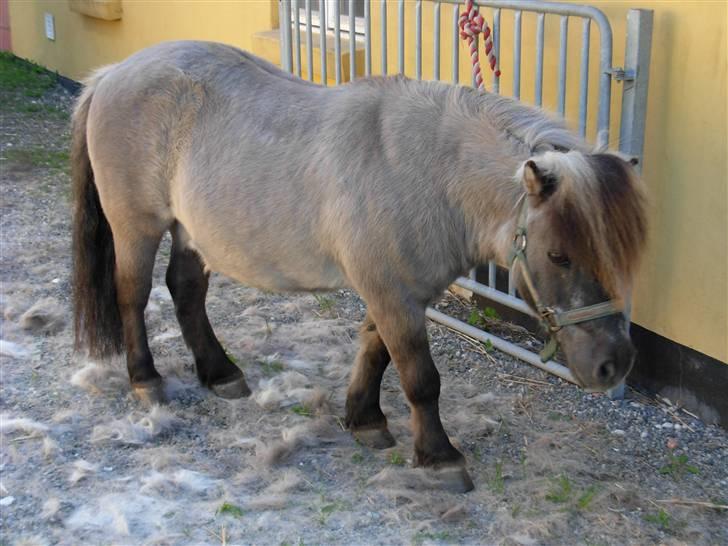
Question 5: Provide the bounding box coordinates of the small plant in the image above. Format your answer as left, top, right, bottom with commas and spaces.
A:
389, 451, 406, 466
216, 502, 244, 518
489, 461, 505, 494
483, 339, 494, 351
317, 498, 348, 525
351, 452, 364, 464
259, 359, 285, 376
467, 309, 483, 327
644, 508, 671, 530
577, 485, 599, 510
291, 404, 313, 417
467, 307, 500, 328
313, 294, 335, 312
659, 453, 699, 479
545, 474, 573, 503
483, 306, 500, 319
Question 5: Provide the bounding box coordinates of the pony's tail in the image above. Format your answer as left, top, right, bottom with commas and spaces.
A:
71, 69, 123, 358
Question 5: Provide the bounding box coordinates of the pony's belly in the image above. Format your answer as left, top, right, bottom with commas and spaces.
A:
186, 236, 349, 293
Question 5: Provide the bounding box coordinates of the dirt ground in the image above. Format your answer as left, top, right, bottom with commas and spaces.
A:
1, 54, 726, 546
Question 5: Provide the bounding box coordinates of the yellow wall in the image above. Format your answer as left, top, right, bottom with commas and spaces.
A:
8, 0, 727, 362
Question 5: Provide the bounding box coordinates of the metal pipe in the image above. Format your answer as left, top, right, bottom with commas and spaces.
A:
398, 0, 405, 74
334, 1, 342, 84
433, 1, 441, 80
364, 0, 371, 76
492, 8, 500, 92
558, 15, 569, 116
381, 0, 387, 74
293, 0, 302, 77
578, 17, 590, 136
513, 10, 521, 98
453, 276, 535, 316
349, 0, 356, 81
488, 262, 496, 288
416, 0, 422, 79
279, 0, 293, 73
535, 13, 544, 106
426, 308, 577, 385
305, 0, 313, 81
319, 0, 327, 85
451, 4, 459, 83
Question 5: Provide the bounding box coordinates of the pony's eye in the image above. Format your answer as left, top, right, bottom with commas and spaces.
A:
547, 251, 571, 268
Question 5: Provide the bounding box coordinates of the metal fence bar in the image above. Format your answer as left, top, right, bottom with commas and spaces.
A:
398, 0, 405, 73
451, 5, 459, 83
535, 13, 545, 106
492, 8, 500, 92
578, 17, 590, 136
416, 1, 422, 79
350, 0, 357, 81
513, 10, 521, 98
365, 0, 372, 76
305, 0, 313, 81
488, 262, 496, 288
279, 0, 293, 73
454, 276, 535, 316
381, 0, 387, 74
433, 1, 441, 80
557, 15, 568, 116
426, 308, 577, 384
293, 0, 302, 77
619, 9, 654, 161
319, 0, 327, 85
334, 1, 342, 84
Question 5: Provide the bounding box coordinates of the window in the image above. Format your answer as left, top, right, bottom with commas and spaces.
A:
294, 0, 366, 36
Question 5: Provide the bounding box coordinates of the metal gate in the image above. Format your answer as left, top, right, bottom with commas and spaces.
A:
278, 0, 653, 394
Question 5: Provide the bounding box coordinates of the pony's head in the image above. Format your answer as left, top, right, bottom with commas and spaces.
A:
512, 150, 647, 390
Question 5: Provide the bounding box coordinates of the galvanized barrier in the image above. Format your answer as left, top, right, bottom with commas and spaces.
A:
278, 1, 653, 393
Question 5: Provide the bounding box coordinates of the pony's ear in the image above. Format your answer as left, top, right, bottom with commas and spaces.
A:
523, 160, 558, 200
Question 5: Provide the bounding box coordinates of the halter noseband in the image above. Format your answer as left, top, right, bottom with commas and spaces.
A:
508, 196, 622, 362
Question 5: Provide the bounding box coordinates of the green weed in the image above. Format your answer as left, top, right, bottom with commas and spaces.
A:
389, 451, 406, 466
644, 508, 671, 530
259, 359, 285, 376
216, 502, 244, 518
545, 474, 573, 503
659, 454, 699, 479
489, 461, 505, 495
577, 485, 599, 510
313, 294, 335, 312
351, 452, 364, 464
3, 148, 69, 172
291, 404, 313, 417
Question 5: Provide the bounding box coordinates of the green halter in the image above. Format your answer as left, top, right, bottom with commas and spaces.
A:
508, 196, 622, 362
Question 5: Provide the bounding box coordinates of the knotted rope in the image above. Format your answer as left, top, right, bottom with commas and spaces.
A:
458, 0, 501, 89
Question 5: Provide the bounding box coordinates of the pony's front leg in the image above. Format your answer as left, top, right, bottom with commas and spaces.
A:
369, 301, 474, 492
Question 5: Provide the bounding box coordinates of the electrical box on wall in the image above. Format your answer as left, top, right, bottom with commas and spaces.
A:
44, 13, 55, 41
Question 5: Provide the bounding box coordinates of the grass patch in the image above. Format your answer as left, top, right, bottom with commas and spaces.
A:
388, 451, 406, 466
313, 294, 336, 313
216, 502, 244, 518
291, 404, 314, 417
644, 508, 671, 530
259, 359, 285, 377
0, 52, 57, 99
412, 530, 453, 545
659, 454, 699, 479
466, 307, 500, 328
577, 485, 599, 510
3, 148, 69, 172
488, 461, 505, 495
316, 497, 349, 525
546, 474, 573, 503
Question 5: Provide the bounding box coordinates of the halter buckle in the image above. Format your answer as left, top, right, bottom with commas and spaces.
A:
539, 307, 561, 332
513, 231, 527, 253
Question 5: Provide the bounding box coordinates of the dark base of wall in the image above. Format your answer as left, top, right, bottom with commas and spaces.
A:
473, 267, 727, 428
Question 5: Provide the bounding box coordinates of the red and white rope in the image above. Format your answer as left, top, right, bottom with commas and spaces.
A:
458, 0, 501, 90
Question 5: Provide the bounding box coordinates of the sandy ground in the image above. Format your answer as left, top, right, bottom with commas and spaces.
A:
1, 58, 727, 546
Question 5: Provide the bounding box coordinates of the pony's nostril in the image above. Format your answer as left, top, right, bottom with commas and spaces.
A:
596, 360, 616, 383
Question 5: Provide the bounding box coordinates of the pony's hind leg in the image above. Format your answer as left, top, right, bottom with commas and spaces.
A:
114, 232, 167, 405
166, 229, 251, 398
345, 313, 395, 448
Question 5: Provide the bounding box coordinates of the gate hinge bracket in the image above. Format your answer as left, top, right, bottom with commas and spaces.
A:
605, 67, 635, 81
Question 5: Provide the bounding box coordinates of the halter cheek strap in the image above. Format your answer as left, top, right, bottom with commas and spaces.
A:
507, 196, 622, 362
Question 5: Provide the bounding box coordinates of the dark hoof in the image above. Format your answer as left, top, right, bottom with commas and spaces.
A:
132, 378, 167, 406
211, 375, 251, 399
352, 426, 396, 449
424, 464, 474, 493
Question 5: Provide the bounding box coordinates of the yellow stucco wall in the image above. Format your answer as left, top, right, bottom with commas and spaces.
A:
8, 0, 727, 362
